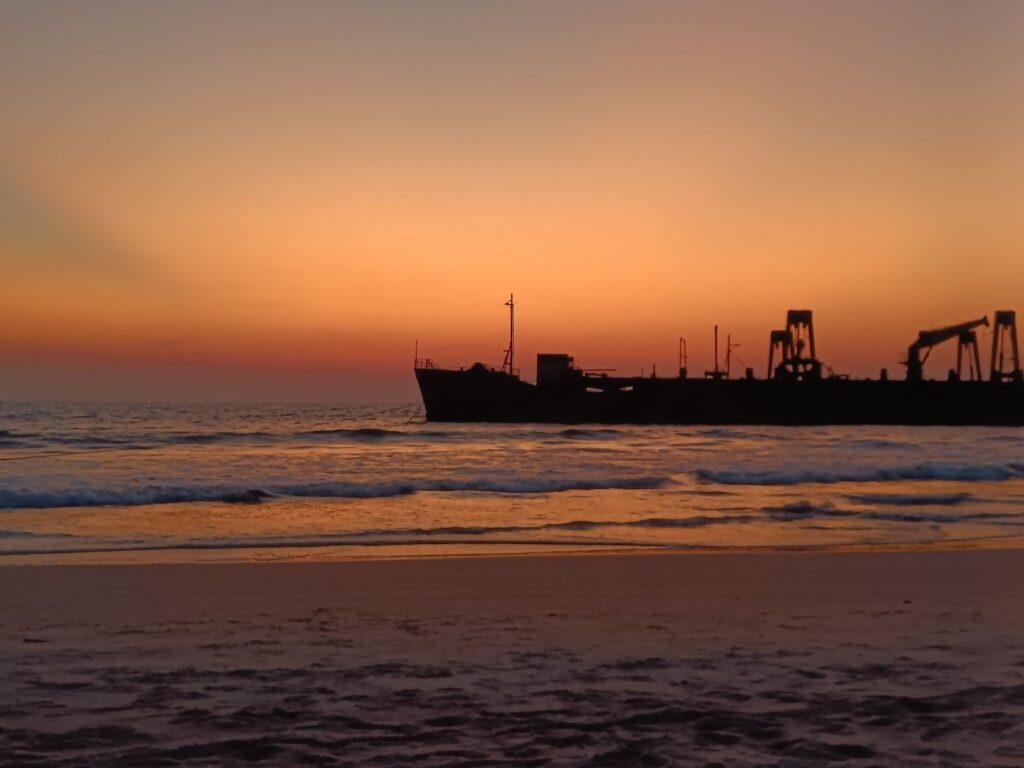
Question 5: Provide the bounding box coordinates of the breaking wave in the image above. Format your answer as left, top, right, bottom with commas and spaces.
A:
0, 427, 466, 450
760, 500, 1010, 525
0, 487, 276, 510
356, 513, 760, 538
844, 492, 974, 506
1, 426, 641, 450
295, 427, 457, 441
695, 462, 1023, 486
0, 529, 71, 540
7, 503, 1018, 558
172, 426, 465, 445
0, 476, 670, 510
552, 428, 626, 440
696, 428, 775, 440
846, 438, 917, 450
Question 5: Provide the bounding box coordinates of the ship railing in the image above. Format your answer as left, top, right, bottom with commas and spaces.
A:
414, 358, 439, 370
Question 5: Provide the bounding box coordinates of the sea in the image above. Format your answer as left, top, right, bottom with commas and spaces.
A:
1, 402, 1023, 564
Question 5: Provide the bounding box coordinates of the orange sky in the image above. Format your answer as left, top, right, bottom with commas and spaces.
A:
2, 1, 1023, 400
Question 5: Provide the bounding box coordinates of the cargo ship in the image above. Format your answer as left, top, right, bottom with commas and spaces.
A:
414, 296, 1024, 425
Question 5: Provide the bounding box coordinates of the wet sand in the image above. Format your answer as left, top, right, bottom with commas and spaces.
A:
1, 550, 1023, 766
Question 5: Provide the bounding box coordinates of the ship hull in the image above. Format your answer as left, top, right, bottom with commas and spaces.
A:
415, 368, 1024, 425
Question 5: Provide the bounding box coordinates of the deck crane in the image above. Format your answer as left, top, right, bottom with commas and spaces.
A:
766, 329, 791, 379
767, 310, 822, 380
990, 310, 1022, 382
904, 316, 988, 382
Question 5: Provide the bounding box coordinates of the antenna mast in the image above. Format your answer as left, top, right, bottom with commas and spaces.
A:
502, 293, 516, 375
726, 336, 741, 378
704, 325, 726, 379
714, 325, 719, 375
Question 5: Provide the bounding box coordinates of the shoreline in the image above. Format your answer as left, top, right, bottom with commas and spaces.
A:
2, 531, 1024, 567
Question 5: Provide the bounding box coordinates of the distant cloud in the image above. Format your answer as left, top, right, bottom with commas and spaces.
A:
152, 338, 183, 349
0, 171, 153, 285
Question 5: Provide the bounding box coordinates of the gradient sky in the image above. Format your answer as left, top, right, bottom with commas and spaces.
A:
2, 1, 1023, 400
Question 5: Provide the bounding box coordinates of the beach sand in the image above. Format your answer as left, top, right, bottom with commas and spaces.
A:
1, 550, 1022, 766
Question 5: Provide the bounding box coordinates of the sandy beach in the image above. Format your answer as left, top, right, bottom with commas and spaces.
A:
1, 549, 1022, 766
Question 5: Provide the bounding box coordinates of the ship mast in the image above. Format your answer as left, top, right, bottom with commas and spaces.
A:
502, 293, 515, 375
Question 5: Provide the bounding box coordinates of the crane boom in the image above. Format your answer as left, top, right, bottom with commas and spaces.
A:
906, 316, 988, 381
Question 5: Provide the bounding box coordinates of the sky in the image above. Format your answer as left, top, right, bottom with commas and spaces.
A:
2, 0, 1023, 400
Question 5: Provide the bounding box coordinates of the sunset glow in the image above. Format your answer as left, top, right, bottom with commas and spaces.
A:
3, 1, 1023, 399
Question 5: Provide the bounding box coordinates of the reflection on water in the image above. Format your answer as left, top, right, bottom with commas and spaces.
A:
1, 402, 1023, 564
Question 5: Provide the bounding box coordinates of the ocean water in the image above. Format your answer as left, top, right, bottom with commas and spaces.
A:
1, 402, 1023, 564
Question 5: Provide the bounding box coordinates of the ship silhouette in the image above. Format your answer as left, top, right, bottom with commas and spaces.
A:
414, 296, 1024, 425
